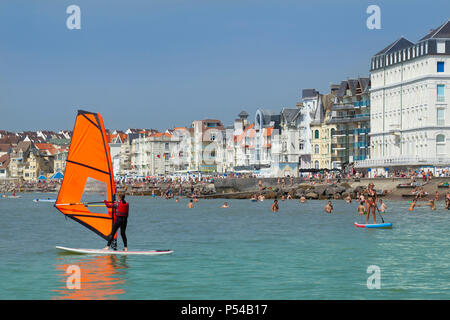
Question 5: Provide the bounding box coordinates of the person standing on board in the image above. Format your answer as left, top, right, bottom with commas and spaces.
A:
364, 183, 377, 224
103, 194, 129, 251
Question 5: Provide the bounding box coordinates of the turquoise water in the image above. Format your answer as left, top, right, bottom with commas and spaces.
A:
0, 193, 449, 299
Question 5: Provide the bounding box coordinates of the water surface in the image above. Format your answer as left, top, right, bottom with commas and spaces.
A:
0, 193, 448, 299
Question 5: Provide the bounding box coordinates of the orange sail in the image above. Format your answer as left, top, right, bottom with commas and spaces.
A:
55, 110, 116, 240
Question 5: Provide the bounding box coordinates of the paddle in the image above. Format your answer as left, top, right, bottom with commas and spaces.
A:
375, 205, 385, 223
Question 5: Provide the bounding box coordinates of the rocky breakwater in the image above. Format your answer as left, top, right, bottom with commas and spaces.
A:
212, 178, 370, 200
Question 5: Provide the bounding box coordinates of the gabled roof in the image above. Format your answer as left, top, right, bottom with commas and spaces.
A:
358, 77, 370, 93
419, 20, 450, 41
374, 37, 414, 56
281, 108, 301, 124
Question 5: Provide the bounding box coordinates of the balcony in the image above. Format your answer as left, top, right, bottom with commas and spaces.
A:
355, 156, 450, 168
328, 113, 370, 124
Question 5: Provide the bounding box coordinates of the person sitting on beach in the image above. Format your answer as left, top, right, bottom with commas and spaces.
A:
221, 202, 229, 208
281, 195, 285, 201
287, 194, 292, 200
378, 199, 387, 213
357, 201, 366, 215
188, 200, 194, 208
258, 194, 265, 202
434, 191, 440, 201
324, 201, 333, 213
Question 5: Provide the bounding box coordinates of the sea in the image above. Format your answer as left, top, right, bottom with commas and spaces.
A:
0, 193, 449, 299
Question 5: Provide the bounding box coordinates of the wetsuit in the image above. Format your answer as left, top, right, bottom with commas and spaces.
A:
105, 200, 129, 248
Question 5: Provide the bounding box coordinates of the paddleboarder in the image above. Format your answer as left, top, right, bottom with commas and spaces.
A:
103, 194, 129, 251
364, 183, 377, 224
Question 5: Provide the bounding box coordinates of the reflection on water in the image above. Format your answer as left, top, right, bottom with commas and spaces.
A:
53, 254, 129, 300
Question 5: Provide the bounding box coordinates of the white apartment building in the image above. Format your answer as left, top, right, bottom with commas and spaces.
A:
356, 20, 450, 174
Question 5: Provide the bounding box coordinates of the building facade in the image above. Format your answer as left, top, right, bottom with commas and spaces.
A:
356, 21, 450, 174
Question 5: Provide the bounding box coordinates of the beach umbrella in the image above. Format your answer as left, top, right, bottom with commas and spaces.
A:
38, 175, 47, 181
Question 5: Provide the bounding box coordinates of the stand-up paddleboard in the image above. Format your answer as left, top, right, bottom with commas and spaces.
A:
53, 110, 172, 255
354, 222, 393, 229
6, 195, 21, 198
33, 198, 56, 203
56, 246, 173, 255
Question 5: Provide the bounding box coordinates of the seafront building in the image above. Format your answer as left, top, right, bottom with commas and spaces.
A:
328, 78, 371, 169
356, 20, 450, 175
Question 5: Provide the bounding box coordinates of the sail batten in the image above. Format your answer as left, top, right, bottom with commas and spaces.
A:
55, 110, 116, 241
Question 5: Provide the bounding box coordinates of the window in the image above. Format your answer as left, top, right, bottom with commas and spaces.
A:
299, 143, 304, 150
437, 41, 445, 54
164, 143, 169, 150
436, 134, 445, 154
314, 130, 319, 139
437, 61, 444, 73
314, 144, 319, 154
314, 160, 319, 169
437, 109, 445, 126
210, 134, 216, 141
437, 85, 445, 102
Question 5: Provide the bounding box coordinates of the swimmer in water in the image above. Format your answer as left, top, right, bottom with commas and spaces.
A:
424, 199, 436, 210
345, 195, 352, 203
221, 202, 229, 208
409, 199, 418, 211
357, 201, 366, 215
175, 197, 180, 203
271, 199, 279, 212
324, 201, 333, 213
378, 199, 387, 213
300, 195, 306, 203
188, 200, 194, 208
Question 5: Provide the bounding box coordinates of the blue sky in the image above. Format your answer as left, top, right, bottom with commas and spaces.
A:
0, 0, 449, 131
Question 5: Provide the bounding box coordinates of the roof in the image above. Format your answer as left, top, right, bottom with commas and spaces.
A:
358, 77, 371, 93
149, 132, 172, 138
238, 110, 249, 118
419, 20, 450, 41
34, 143, 58, 155
0, 144, 11, 153
0, 154, 10, 169
374, 37, 414, 56
302, 89, 319, 99
281, 108, 301, 124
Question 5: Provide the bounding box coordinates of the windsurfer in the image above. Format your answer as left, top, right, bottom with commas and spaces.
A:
103, 194, 129, 251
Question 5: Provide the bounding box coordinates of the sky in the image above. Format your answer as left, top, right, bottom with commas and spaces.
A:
0, 0, 449, 132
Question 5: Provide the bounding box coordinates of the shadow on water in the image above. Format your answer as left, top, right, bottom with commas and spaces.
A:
52, 254, 129, 300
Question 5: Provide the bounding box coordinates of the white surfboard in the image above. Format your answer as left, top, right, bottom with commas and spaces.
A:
56, 246, 173, 255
